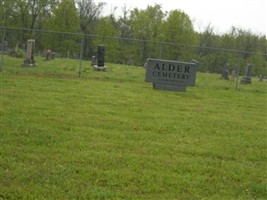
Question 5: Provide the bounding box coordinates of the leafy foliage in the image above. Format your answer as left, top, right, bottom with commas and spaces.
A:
1, 1, 266, 74
9, 48, 25, 58
160, 10, 197, 61
94, 17, 120, 63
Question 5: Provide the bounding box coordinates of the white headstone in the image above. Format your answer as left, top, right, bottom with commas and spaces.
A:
22, 39, 36, 67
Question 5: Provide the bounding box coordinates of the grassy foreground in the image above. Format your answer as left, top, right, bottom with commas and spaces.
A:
0, 56, 267, 199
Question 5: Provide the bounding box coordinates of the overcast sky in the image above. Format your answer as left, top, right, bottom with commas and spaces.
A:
101, 0, 266, 35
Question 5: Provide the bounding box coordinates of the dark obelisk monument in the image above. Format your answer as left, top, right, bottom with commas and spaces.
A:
97, 45, 105, 67
93, 45, 106, 71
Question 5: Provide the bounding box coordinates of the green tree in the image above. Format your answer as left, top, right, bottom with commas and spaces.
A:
117, 6, 134, 64
218, 27, 239, 71
130, 4, 165, 65
245, 55, 267, 75
0, 0, 20, 27
231, 27, 266, 75
161, 9, 196, 62
0, 1, 22, 48
1, 0, 59, 52
196, 24, 221, 72
53, 0, 80, 33
43, 0, 80, 56
94, 16, 120, 63
76, 0, 105, 34
76, 0, 105, 57
1, 0, 57, 29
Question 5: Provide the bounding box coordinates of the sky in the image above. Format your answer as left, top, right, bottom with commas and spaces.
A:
100, 0, 267, 35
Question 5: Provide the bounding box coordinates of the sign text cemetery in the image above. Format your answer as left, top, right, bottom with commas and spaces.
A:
145, 58, 198, 92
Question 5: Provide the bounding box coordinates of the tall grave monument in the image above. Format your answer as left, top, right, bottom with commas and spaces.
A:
93, 45, 107, 71
240, 64, 252, 84
22, 39, 37, 67
22, 39, 36, 66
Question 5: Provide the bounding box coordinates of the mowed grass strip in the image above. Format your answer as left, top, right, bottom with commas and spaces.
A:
0, 56, 266, 199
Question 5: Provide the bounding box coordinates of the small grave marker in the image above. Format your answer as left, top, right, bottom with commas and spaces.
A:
231, 70, 236, 80
145, 58, 198, 92
259, 75, 263, 82
220, 63, 230, 80
91, 55, 97, 66
45, 49, 55, 60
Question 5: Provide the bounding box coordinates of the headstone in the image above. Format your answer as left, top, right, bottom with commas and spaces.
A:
259, 75, 263, 82
240, 64, 252, 84
22, 39, 36, 67
91, 55, 97, 66
97, 45, 105, 67
93, 45, 107, 71
231, 70, 235, 80
45, 49, 52, 60
220, 63, 230, 80
145, 58, 198, 92
45, 49, 56, 60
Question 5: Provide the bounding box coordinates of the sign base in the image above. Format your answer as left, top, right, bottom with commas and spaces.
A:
153, 83, 186, 92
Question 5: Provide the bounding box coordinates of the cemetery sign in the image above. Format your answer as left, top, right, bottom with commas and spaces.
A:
145, 58, 198, 92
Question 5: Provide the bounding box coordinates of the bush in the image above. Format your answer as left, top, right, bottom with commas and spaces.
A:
9, 48, 25, 58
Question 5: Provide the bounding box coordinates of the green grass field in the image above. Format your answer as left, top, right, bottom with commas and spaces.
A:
1, 56, 266, 199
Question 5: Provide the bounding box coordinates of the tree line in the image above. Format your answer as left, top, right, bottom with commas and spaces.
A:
1, 0, 266, 75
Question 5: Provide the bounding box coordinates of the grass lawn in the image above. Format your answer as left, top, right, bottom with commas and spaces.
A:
0, 56, 266, 199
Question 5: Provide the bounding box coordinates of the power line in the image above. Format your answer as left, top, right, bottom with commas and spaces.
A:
0, 26, 266, 56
